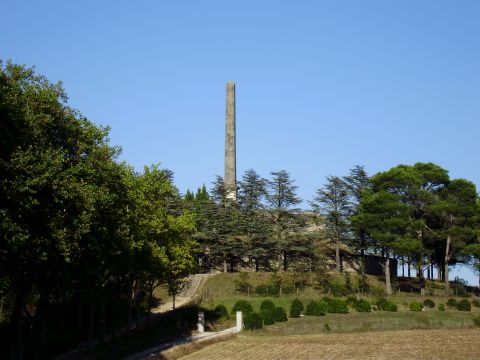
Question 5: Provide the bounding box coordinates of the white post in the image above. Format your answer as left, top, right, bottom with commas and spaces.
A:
198, 311, 205, 333
236, 311, 243, 332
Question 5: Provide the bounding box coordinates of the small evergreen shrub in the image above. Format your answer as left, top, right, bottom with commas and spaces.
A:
333, 298, 349, 314
423, 299, 435, 308
374, 298, 397, 312
234, 272, 252, 295
447, 298, 457, 307
353, 299, 371, 313
457, 299, 471, 311
437, 303, 445, 311
214, 304, 229, 319
473, 315, 480, 327
244, 312, 263, 330
409, 301, 423, 311
472, 299, 480, 308
232, 300, 253, 315
260, 308, 276, 325
305, 300, 326, 316
290, 298, 304, 318
358, 274, 370, 292
273, 306, 288, 322
260, 299, 276, 312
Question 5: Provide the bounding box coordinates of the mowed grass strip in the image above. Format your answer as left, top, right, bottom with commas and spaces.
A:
174, 328, 480, 360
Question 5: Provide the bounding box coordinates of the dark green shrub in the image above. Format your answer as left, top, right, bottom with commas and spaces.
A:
457, 299, 471, 311
423, 299, 435, 308
473, 315, 480, 327
447, 299, 457, 307
232, 300, 253, 315
358, 274, 370, 292
260, 299, 276, 312
438, 303, 445, 311
214, 304, 229, 319
374, 298, 397, 312
273, 307, 288, 322
472, 299, 480, 308
290, 298, 304, 318
409, 301, 423, 311
333, 298, 348, 313
260, 308, 276, 325
327, 279, 348, 296
244, 312, 263, 330
305, 300, 326, 316
353, 299, 371, 313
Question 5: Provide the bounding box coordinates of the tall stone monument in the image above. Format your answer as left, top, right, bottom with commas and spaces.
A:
225, 80, 237, 200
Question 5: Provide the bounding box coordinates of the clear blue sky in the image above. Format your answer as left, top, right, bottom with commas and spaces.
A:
2, 1, 479, 283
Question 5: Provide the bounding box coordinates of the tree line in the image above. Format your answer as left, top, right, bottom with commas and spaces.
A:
0, 62, 197, 359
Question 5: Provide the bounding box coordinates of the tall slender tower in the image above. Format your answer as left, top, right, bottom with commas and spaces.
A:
224, 80, 237, 200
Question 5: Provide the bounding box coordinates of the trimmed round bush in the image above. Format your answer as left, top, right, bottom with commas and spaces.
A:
273, 306, 288, 322
331, 298, 348, 314
447, 298, 458, 307
437, 303, 445, 311
457, 299, 471, 311
244, 312, 263, 330
374, 298, 398, 312
409, 301, 423, 311
232, 300, 253, 315
423, 299, 435, 308
214, 304, 229, 319
290, 298, 304, 318
346, 296, 358, 306
260, 308, 276, 325
353, 299, 371, 313
305, 300, 326, 316
260, 299, 276, 312
472, 299, 480, 308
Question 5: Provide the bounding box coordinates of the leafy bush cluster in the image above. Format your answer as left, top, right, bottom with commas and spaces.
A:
374, 298, 398, 312
244, 312, 263, 330
260, 300, 276, 325
472, 299, 480, 308
232, 300, 253, 315
214, 305, 229, 320
457, 299, 471, 311
409, 301, 423, 311
446, 298, 457, 307
352, 299, 372, 312
423, 299, 435, 308
305, 300, 327, 316
290, 298, 304, 317
437, 303, 445, 311
273, 307, 288, 322
322, 297, 348, 314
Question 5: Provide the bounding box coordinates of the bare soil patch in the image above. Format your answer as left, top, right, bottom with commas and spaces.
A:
173, 328, 480, 360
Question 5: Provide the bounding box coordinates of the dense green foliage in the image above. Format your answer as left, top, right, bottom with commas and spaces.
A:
438, 303, 445, 311
290, 298, 304, 317
214, 305, 229, 320
353, 299, 372, 312
409, 302, 423, 311
457, 299, 471, 311
374, 298, 398, 312
324, 297, 349, 314
244, 312, 263, 330
423, 299, 435, 308
305, 300, 327, 316
231, 300, 253, 315
447, 299, 458, 307
273, 306, 288, 322
0, 61, 197, 359
260, 299, 276, 312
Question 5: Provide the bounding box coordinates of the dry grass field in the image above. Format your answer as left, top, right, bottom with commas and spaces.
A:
168, 328, 480, 360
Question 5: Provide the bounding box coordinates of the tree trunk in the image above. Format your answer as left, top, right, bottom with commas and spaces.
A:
172, 293, 176, 310
223, 257, 228, 273
445, 234, 451, 295
127, 280, 134, 343
147, 283, 153, 325
407, 257, 411, 277
385, 256, 392, 296
283, 251, 288, 271
360, 231, 366, 275
255, 258, 259, 272
77, 300, 83, 335
401, 256, 405, 277
33, 292, 49, 360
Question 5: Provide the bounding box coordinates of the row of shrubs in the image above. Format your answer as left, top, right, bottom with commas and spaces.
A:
408, 298, 478, 312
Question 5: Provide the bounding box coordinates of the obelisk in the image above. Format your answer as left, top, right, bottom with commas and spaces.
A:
225, 80, 237, 200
